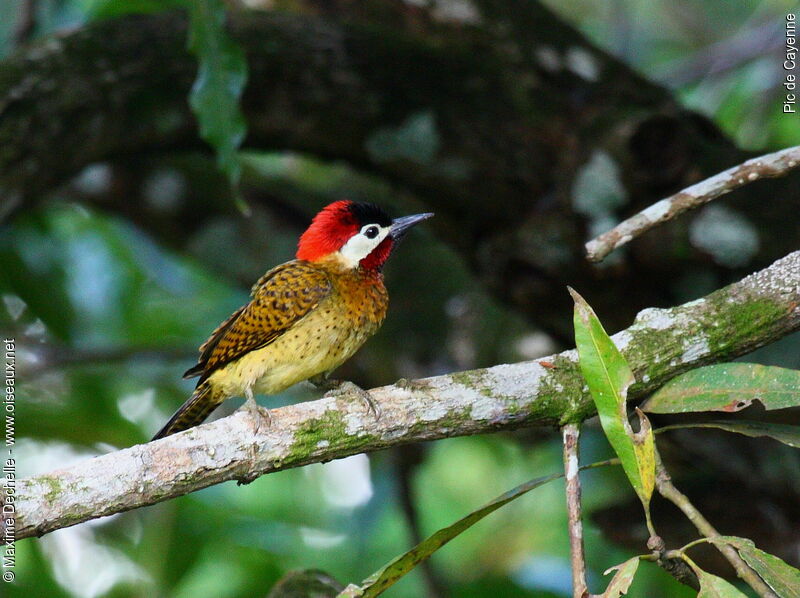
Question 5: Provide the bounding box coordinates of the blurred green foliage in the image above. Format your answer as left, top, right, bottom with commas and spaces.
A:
542, 0, 800, 149
186, 0, 249, 208
2, 1, 798, 597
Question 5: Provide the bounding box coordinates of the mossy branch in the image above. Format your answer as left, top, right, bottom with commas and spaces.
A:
8, 250, 800, 541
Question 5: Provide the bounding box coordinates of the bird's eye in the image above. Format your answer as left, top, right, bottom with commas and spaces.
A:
364, 226, 379, 239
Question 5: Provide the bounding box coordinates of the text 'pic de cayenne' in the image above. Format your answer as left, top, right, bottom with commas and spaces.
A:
152, 201, 433, 440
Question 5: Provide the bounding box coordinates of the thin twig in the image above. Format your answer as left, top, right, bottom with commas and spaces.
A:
562, 423, 588, 598
585, 145, 800, 262
637, 529, 700, 590
653, 449, 777, 598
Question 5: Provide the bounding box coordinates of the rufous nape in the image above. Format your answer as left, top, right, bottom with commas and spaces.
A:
152, 201, 433, 440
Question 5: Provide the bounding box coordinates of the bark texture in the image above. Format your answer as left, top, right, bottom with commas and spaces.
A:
9, 250, 800, 540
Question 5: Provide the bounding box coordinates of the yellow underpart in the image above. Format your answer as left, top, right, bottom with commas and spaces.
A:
207, 260, 387, 399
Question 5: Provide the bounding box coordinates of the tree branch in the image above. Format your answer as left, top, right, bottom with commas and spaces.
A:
585, 145, 800, 262
562, 423, 588, 598
654, 450, 777, 598
9, 250, 800, 541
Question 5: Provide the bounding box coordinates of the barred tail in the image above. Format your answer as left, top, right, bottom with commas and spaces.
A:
152, 381, 223, 440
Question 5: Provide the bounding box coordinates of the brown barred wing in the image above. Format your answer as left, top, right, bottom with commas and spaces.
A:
185, 261, 332, 382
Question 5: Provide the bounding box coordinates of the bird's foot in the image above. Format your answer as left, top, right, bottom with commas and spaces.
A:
236, 389, 269, 485
320, 379, 381, 419
239, 389, 271, 433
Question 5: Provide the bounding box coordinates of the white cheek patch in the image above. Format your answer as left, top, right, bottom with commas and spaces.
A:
338, 226, 391, 267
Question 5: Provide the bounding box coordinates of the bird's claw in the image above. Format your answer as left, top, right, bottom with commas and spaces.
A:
323, 380, 382, 419
236, 389, 269, 485
239, 389, 271, 432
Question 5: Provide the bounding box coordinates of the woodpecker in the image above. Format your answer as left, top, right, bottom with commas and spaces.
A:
152, 201, 433, 440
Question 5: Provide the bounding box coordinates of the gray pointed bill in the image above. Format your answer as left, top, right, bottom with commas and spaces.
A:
390, 212, 434, 241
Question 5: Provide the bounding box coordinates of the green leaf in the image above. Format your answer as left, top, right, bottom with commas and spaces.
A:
630, 408, 655, 507
340, 472, 564, 597
642, 364, 800, 414
658, 421, 800, 448
711, 537, 800, 598
693, 567, 750, 598
570, 287, 655, 509
338, 457, 621, 597
600, 557, 640, 597
187, 0, 249, 209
